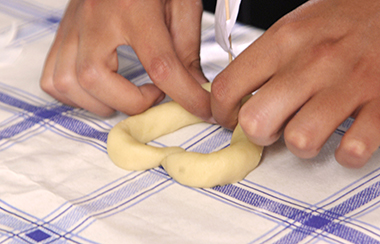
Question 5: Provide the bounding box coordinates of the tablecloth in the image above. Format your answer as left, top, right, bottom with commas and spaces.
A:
1, 0, 380, 243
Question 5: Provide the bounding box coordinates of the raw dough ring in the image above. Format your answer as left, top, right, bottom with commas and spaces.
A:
107, 84, 263, 188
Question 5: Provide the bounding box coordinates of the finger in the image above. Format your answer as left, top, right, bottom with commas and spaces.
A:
335, 99, 380, 168
40, 34, 78, 107
126, 2, 212, 121
237, 71, 314, 146
237, 43, 349, 146
74, 9, 165, 116
169, 0, 208, 84
211, 23, 304, 129
53, 28, 115, 116
284, 85, 359, 159
76, 62, 165, 116
40, 0, 80, 107
211, 15, 321, 130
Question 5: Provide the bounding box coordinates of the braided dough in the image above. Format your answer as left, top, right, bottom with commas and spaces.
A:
107, 84, 263, 188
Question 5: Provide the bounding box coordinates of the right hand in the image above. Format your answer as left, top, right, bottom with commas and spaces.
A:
211, 0, 380, 167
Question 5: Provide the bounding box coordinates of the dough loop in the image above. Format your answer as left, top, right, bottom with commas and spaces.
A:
107, 84, 263, 188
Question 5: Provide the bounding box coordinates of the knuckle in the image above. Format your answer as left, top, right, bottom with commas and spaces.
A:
76, 62, 101, 90
40, 78, 54, 95
52, 72, 75, 94
338, 138, 371, 168
310, 42, 341, 67
211, 73, 230, 104
271, 21, 304, 51
147, 55, 174, 86
238, 105, 274, 145
284, 127, 319, 158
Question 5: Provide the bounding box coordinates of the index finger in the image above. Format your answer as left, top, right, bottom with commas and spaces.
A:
126, 2, 213, 122
210, 17, 312, 129
210, 31, 283, 129
169, 0, 208, 85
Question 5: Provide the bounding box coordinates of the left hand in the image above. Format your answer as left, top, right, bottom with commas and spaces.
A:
40, 0, 213, 121
211, 0, 380, 167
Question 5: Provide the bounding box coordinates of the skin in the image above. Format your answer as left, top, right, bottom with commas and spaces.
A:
40, 0, 213, 122
41, 0, 380, 168
211, 0, 380, 168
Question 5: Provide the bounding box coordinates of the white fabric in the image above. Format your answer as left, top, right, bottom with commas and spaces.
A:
0, 1, 380, 243
215, 0, 241, 57
0, 22, 22, 67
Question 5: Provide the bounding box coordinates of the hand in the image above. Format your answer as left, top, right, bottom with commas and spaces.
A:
40, 0, 212, 121
211, 0, 380, 167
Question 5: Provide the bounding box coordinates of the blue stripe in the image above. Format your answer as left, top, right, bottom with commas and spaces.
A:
0, 0, 61, 24
179, 124, 217, 148
0, 172, 170, 243
49, 173, 167, 232
0, 91, 109, 148
51, 116, 108, 143
329, 223, 379, 244
329, 181, 380, 216
0, 6, 378, 242
189, 128, 232, 153
0, 92, 40, 112
121, 66, 147, 81
0, 117, 42, 139
0, 82, 48, 105
212, 182, 380, 243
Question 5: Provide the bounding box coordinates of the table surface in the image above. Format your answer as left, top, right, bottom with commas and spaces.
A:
1, 1, 380, 243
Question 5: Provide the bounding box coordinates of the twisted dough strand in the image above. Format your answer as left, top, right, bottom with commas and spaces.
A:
107, 83, 263, 188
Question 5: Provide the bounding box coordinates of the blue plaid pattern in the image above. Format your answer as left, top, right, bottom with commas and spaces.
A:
1, 0, 380, 243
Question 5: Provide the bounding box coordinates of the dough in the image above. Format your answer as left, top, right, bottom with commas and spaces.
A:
161, 124, 262, 188
107, 83, 263, 188
107, 101, 202, 171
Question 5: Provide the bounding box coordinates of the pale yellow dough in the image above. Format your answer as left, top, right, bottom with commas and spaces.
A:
107, 101, 202, 171
107, 83, 263, 188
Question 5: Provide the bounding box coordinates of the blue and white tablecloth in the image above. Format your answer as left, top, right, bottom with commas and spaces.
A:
1, 1, 380, 243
